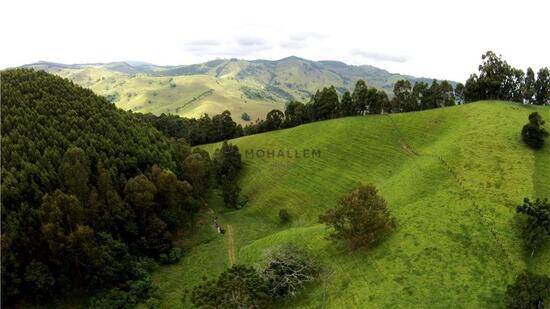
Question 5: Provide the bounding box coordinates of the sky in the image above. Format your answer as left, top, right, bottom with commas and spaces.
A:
1, 0, 549, 82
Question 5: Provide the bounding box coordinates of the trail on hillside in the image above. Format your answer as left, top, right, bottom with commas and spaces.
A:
227, 224, 236, 266
384, 114, 517, 271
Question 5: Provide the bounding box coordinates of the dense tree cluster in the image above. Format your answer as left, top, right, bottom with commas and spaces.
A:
522, 112, 548, 149
0, 69, 212, 306
319, 184, 396, 251
136, 110, 244, 146
464, 51, 550, 104
243, 80, 390, 135
390, 79, 456, 112
213, 141, 244, 209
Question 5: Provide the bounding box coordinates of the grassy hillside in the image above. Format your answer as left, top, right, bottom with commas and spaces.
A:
23, 58, 440, 124
151, 101, 550, 308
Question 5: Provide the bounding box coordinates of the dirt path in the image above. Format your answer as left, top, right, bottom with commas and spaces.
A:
226, 224, 236, 266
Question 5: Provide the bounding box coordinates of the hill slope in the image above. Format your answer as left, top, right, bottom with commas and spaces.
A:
22, 58, 441, 123
153, 101, 549, 308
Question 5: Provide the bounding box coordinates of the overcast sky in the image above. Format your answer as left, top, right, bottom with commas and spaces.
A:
1, 0, 548, 82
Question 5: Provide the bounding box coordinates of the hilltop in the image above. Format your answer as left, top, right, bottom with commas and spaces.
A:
22, 58, 442, 123
152, 101, 550, 308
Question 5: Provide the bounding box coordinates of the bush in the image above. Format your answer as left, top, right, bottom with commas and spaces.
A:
517, 198, 550, 255
279, 209, 291, 224
522, 112, 548, 149
89, 276, 159, 309
262, 244, 320, 299
159, 247, 184, 264
241, 112, 251, 121
505, 271, 550, 309
319, 183, 395, 250
189, 265, 270, 308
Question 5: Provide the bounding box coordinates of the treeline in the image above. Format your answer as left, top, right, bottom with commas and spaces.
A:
0, 69, 217, 307
463, 51, 549, 104
138, 51, 549, 147
135, 111, 244, 146
139, 79, 460, 144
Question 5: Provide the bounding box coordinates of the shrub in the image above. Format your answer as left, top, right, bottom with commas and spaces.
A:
522, 112, 548, 149
89, 276, 159, 309
241, 112, 251, 121
505, 271, 550, 309
517, 198, 550, 255
262, 244, 320, 299
319, 183, 395, 250
159, 247, 184, 264
189, 265, 270, 308
279, 209, 291, 224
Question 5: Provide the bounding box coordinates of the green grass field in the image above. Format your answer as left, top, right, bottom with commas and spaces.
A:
150, 101, 550, 308
52, 67, 284, 124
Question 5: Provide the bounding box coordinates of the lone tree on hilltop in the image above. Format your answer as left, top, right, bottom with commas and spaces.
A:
522, 112, 548, 149
319, 183, 395, 251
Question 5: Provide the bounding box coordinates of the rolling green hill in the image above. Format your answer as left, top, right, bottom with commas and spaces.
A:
151, 101, 550, 308
22, 58, 440, 124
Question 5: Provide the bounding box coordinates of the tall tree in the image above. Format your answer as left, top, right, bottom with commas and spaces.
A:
392, 80, 412, 112
454, 83, 465, 104
524, 67, 536, 104
59, 147, 90, 202
340, 91, 355, 116
351, 80, 369, 115
534, 67, 550, 105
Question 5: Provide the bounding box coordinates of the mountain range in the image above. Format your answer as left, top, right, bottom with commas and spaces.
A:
23, 57, 452, 123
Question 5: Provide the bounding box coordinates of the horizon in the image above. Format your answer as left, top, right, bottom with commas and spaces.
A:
1, 0, 548, 82
21, 56, 444, 81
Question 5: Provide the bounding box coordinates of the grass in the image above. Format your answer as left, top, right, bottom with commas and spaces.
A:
150, 101, 550, 308
53, 67, 285, 124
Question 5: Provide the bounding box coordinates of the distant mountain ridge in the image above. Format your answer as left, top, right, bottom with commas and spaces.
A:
22, 57, 455, 123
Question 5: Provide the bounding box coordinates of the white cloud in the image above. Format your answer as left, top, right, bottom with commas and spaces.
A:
351, 50, 410, 63
0, 0, 548, 82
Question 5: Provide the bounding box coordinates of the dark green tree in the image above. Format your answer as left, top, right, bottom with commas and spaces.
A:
319, 184, 396, 251
534, 67, 550, 105
521, 112, 548, 149
505, 272, 550, 309
190, 265, 271, 308
454, 83, 465, 103
516, 197, 550, 255
524, 68, 536, 104
59, 147, 90, 201
263, 109, 284, 131
392, 80, 412, 112
351, 80, 369, 115
340, 91, 355, 116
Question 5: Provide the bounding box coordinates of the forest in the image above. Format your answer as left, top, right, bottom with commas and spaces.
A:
0, 69, 238, 307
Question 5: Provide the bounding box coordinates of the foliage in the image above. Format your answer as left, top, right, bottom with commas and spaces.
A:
213, 141, 242, 184
521, 112, 548, 149
463, 51, 549, 104
159, 247, 185, 265
516, 197, 550, 254
0, 69, 206, 305
261, 244, 320, 299
135, 110, 244, 146
319, 184, 396, 250
189, 265, 271, 308
89, 275, 160, 309
279, 209, 291, 224
241, 112, 251, 121
505, 272, 550, 309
